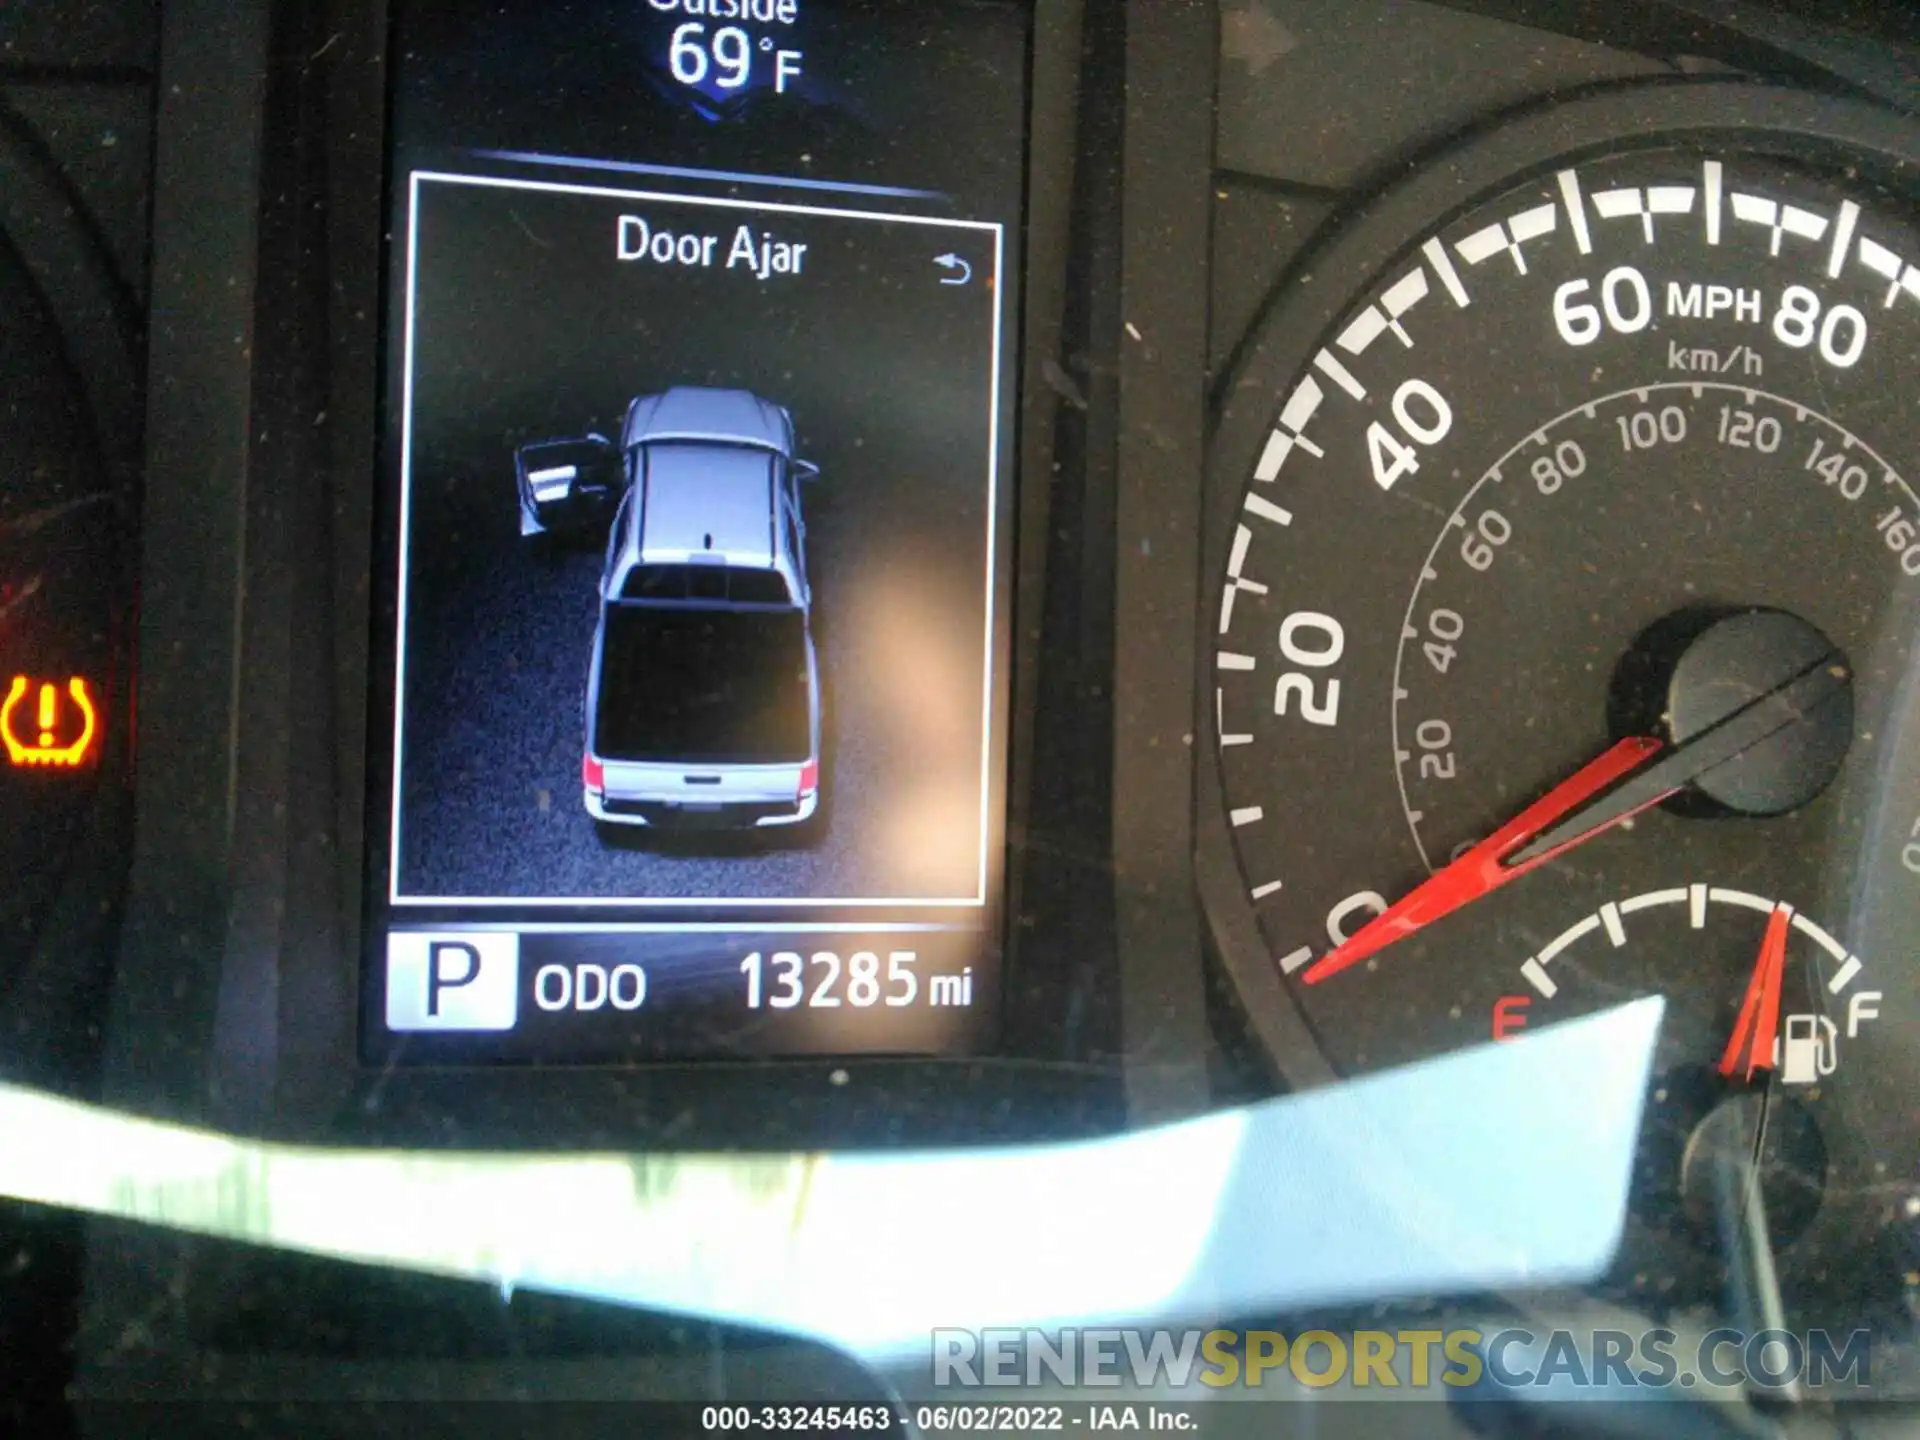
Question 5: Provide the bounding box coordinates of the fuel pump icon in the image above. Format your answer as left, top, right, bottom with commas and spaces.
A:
1, 676, 99, 768
1776, 1013, 1839, 1085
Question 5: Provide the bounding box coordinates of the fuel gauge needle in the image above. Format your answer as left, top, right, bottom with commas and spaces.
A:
1717, 904, 1791, 1081
1303, 648, 1849, 984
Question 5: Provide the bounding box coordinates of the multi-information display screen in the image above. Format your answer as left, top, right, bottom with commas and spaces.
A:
364, 0, 1029, 1062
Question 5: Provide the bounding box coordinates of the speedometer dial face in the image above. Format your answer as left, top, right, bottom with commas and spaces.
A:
1201, 86, 1920, 1305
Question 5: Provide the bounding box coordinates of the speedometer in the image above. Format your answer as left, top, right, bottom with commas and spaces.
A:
1200, 85, 1920, 1306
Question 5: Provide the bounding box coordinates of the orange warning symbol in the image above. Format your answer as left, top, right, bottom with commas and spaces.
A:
1, 675, 99, 768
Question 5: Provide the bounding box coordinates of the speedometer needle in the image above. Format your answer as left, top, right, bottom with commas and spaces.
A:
1302, 736, 1665, 983
1718, 904, 1790, 1080
1303, 647, 1849, 984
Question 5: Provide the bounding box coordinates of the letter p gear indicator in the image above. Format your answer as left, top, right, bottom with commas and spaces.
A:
386, 932, 520, 1031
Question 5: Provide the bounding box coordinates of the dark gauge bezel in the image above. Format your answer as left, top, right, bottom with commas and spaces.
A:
0, 99, 143, 1082
1199, 82, 1920, 1090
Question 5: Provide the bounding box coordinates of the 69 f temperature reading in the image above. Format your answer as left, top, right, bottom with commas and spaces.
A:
658, 0, 805, 95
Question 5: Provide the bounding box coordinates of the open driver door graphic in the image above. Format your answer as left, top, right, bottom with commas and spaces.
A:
514, 433, 626, 537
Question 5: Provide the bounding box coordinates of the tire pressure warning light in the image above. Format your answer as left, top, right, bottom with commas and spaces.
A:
1, 676, 99, 768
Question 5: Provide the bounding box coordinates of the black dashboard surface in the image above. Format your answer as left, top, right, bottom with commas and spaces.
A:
4, 2, 1920, 1436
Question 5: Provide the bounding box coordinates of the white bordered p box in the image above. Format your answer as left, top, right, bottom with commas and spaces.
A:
386, 931, 520, 1031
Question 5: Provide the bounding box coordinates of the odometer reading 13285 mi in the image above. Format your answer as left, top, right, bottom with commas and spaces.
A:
1201, 85, 1920, 1309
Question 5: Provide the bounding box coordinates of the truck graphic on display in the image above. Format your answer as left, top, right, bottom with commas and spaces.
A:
515, 386, 822, 832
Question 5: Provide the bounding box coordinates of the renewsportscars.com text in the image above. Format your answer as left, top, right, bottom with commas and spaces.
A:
931, 1326, 1873, 1393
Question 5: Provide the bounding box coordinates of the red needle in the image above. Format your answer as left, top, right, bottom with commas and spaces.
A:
1303, 736, 1666, 984
1718, 904, 1791, 1080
